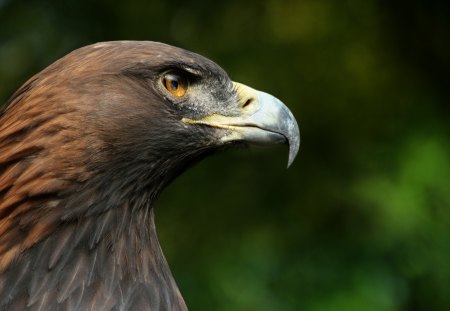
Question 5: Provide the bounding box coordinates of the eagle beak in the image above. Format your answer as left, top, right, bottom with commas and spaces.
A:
183, 82, 300, 167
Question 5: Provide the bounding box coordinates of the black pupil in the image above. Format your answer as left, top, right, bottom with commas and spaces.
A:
170, 79, 178, 90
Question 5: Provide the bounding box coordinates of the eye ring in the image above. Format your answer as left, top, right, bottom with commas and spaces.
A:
162, 71, 188, 97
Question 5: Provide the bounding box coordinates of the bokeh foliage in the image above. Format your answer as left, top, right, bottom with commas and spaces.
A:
1, 0, 449, 310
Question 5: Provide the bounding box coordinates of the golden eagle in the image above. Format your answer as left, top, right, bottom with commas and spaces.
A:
0, 41, 299, 310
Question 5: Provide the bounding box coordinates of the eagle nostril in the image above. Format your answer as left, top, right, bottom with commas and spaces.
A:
242, 98, 253, 109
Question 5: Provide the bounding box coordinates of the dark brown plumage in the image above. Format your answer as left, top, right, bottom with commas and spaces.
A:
0, 41, 299, 310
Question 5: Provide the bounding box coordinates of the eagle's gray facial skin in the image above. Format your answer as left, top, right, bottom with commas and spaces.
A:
0, 41, 300, 311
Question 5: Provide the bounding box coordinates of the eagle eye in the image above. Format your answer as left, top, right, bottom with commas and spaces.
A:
162, 71, 188, 97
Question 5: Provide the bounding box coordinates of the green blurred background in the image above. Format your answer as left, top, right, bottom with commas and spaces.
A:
1, 0, 449, 310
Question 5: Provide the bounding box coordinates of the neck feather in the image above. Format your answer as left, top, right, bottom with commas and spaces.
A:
0, 187, 187, 310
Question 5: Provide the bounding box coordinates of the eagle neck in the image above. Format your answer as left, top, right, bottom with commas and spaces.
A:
0, 197, 188, 310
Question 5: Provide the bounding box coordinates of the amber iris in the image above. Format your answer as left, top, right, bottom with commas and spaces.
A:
162, 72, 188, 97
